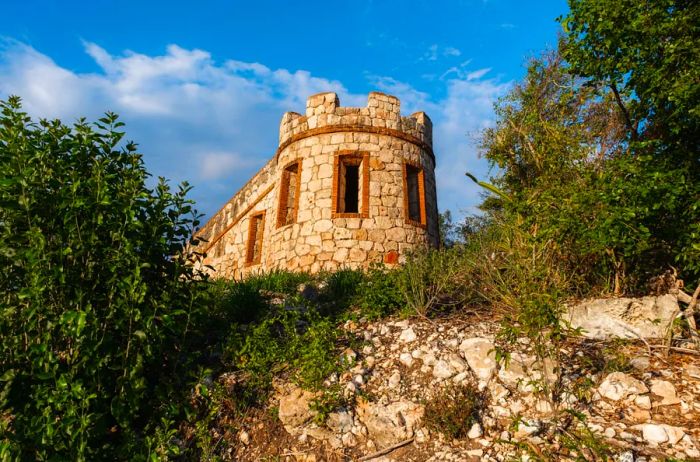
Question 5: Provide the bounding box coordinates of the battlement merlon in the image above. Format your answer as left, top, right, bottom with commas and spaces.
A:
277, 91, 433, 153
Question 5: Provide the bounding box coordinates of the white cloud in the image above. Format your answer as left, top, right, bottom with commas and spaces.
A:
443, 47, 461, 57
422, 44, 462, 62
0, 39, 509, 219
199, 151, 253, 180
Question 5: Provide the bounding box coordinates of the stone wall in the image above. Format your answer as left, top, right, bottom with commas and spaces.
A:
195, 91, 439, 279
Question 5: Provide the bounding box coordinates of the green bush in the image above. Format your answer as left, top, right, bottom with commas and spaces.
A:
355, 264, 405, 319
0, 98, 208, 460
226, 307, 341, 395
317, 268, 365, 315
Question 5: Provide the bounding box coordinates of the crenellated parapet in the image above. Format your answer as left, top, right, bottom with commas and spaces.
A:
278, 92, 433, 160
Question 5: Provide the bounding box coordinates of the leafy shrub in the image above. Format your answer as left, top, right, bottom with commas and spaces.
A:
209, 278, 269, 325
0, 98, 207, 460
226, 307, 341, 397
355, 264, 405, 319
317, 268, 365, 314
423, 383, 485, 439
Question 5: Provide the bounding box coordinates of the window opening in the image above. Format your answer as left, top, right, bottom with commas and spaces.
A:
342, 164, 359, 213
246, 212, 265, 264
333, 152, 369, 218
277, 161, 300, 227
406, 165, 421, 222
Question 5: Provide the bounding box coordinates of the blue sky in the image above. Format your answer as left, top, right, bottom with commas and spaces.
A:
1, 0, 568, 220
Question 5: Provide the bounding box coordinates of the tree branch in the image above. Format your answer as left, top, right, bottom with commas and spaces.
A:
609, 83, 638, 141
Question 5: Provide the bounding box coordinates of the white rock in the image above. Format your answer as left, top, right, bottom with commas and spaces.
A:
514, 420, 540, 438
617, 451, 634, 462
663, 425, 686, 445
399, 352, 414, 367
278, 387, 316, 428
634, 395, 652, 410
356, 399, 424, 447
422, 353, 437, 366
327, 411, 354, 433
432, 360, 456, 379
399, 327, 417, 343
687, 365, 700, 379
459, 338, 497, 382
598, 372, 649, 401
467, 423, 483, 439
604, 427, 616, 438
447, 353, 468, 373
535, 399, 553, 414
498, 353, 538, 391
341, 432, 357, 447
345, 382, 357, 395
640, 423, 669, 444
415, 427, 430, 444
341, 348, 357, 363
490, 382, 509, 401
565, 294, 678, 339
388, 371, 401, 389
650, 379, 680, 406
238, 430, 250, 445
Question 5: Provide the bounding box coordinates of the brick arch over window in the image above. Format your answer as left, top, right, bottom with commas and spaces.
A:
331, 151, 370, 218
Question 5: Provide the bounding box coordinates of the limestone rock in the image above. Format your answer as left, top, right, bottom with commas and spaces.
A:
399, 327, 417, 343
356, 398, 424, 447
278, 386, 317, 428
459, 338, 497, 383
637, 424, 686, 445
598, 372, 648, 401
399, 352, 414, 367
432, 360, 456, 379
565, 294, 678, 339
514, 420, 541, 438
326, 410, 354, 434
498, 353, 539, 391
650, 379, 681, 406
467, 423, 483, 439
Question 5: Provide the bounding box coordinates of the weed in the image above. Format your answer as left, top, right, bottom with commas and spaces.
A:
398, 247, 470, 316
308, 385, 347, 426
423, 383, 485, 439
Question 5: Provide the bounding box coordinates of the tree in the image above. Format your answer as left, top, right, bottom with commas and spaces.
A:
561, 0, 700, 283
480, 46, 635, 292
0, 97, 207, 460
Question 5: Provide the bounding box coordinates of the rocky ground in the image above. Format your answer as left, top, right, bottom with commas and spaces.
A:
227, 311, 700, 461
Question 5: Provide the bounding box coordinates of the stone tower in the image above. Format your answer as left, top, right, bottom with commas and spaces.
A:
195, 91, 438, 279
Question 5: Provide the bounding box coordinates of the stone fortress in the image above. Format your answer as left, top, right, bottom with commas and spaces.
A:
195, 91, 439, 279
